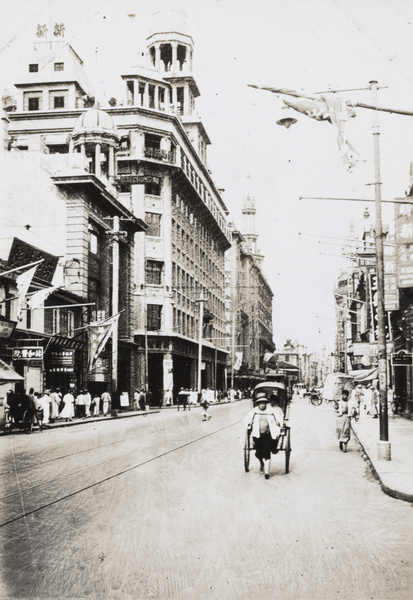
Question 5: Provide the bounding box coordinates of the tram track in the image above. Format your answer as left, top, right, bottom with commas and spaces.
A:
0, 416, 244, 529
0, 420, 174, 478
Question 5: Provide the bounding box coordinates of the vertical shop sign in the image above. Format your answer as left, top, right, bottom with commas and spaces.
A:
396, 202, 413, 287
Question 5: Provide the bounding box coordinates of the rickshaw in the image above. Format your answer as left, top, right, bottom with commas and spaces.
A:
244, 381, 292, 474
4, 404, 36, 434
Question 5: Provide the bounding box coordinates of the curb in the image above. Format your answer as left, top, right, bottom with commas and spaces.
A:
351, 424, 413, 504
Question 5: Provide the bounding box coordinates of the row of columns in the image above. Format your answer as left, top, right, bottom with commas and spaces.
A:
127, 79, 191, 116
152, 42, 193, 73
69, 140, 117, 180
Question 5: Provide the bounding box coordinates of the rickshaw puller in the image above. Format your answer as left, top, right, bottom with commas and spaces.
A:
244, 392, 282, 479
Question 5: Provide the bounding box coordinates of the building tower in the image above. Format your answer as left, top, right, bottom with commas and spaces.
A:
71, 108, 119, 181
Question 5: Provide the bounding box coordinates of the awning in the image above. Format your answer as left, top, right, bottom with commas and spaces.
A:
349, 368, 378, 382
278, 361, 299, 373
0, 358, 24, 382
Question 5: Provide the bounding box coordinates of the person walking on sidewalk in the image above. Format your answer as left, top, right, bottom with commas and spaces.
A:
75, 390, 86, 419
60, 390, 75, 421
101, 390, 111, 416
336, 389, 351, 452
371, 384, 379, 418
84, 389, 92, 418
92, 393, 100, 416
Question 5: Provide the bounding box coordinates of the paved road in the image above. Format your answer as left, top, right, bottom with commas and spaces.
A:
0, 396, 412, 600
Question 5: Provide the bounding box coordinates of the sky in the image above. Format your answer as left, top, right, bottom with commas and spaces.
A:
2, 0, 413, 354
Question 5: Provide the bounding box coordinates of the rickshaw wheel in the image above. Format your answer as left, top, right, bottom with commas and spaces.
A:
310, 394, 322, 406
23, 411, 33, 434
244, 430, 251, 472
284, 428, 291, 473
3, 412, 13, 434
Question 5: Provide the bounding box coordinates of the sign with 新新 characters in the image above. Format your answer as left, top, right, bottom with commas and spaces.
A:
12, 347, 43, 360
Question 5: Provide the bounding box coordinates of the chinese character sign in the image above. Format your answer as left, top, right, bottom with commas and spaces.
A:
396, 202, 413, 288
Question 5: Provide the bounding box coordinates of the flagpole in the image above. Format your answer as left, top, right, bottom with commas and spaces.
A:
0, 259, 44, 278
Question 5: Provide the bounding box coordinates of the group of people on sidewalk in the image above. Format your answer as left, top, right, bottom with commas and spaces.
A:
5, 388, 113, 430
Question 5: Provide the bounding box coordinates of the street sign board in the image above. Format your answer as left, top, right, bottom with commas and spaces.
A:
391, 350, 413, 366
12, 347, 43, 360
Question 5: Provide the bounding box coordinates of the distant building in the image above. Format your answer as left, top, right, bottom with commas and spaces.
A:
226, 196, 275, 391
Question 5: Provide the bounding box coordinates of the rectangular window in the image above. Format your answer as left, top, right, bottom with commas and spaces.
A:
26, 306, 32, 330
144, 180, 161, 196
67, 311, 74, 338
90, 231, 98, 254
52, 309, 60, 334
49, 89, 68, 110
54, 62, 64, 71
145, 212, 161, 237
126, 81, 134, 105
147, 304, 162, 331
145, 260, 163, 285
148, 85, 155, 108
29, 64, 38, 72
28, 97, 40, 111
54, 96, 65, 108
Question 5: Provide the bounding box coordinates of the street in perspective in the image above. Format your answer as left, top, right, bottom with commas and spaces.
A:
1, 1, 413, 599
1, 395, 412, 600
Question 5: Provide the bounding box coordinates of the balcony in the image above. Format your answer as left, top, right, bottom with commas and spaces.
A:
144, 146, 176, 163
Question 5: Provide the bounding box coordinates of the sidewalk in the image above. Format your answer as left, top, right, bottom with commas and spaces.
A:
351, 415, 413, 503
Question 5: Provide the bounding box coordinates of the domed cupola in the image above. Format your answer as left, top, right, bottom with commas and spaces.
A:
71, 108, 119, 180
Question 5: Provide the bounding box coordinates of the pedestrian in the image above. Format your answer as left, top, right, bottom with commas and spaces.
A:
164, 387, 172, 406
200, 397, 211, 420
177, 387, 189, 410
84, 389, 92, 417
38, 390, 51, 428
146, 388, 152, 408
33, 392, 44, 429
75, 390, 86, 419
362, 384, 372, 417
101, 390, 111, 416
60, 390, 75, 421
133, 389, 140, 411
139, 389, 146, 411
243, 391, 282, 479
387, 386, 395, 418
92, 393, 100, 416
336, 389, 351, 452
371, 384, 379, 418
49, 388, 61, 421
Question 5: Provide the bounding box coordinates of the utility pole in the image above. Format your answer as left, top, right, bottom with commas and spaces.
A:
197, 291, 205, 393
370, 80, 390, 459
111, 216, 120, 394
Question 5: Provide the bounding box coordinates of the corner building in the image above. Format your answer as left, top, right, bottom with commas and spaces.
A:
7, 11, 231, 404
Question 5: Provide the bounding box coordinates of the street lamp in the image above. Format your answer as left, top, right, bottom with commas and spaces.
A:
270, 81, 391, 459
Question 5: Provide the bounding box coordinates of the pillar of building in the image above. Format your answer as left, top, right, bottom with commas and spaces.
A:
183, 85, 190, 116
155, 44, 161, 70
171, 42, 178, 72
108, 145, 115, 179
94, 143, 101, 177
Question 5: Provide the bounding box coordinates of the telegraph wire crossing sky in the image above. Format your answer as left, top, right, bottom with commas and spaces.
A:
1, 0, 413, 353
